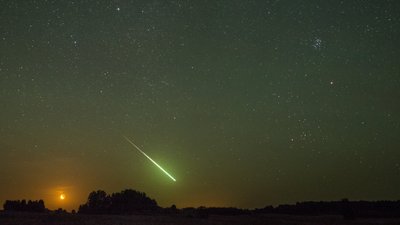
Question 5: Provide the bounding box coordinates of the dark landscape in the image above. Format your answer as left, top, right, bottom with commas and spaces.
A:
1, 0, 400, 224
3, 213, 400, 225
2, 189, 400, 225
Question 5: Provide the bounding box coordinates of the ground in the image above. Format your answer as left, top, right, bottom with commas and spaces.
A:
1, 212, 400, 225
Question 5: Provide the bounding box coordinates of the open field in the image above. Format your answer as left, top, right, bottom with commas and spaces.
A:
1, 212, 400, 225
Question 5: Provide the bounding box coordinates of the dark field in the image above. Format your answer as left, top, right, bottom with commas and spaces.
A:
1, 212, 400, 225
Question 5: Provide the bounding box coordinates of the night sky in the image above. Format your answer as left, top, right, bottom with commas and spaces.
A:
1, 1, 400, 211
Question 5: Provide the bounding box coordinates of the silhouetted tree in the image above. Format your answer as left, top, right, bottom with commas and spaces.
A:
78, 190, 110, 214
55, 208, 67, 214
3, 199, 46, 212
109, 189, 159, 214
88, 190, 110, 214
163, 204, 179, 215
78, 189, 160, 215
170, 204, 178, 213
21, 199, 26, 209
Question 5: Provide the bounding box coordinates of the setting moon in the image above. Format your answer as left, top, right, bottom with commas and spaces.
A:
59, 194, 65, 200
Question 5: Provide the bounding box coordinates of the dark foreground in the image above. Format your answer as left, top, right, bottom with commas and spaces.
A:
1, 212, 400, 225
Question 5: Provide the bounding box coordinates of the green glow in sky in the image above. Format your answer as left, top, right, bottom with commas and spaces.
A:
124, 136, 176, 182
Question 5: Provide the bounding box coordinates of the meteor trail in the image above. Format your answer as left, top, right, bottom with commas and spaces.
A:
123, 136, 176, 182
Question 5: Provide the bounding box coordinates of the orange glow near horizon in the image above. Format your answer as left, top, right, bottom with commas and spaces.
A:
43, 186, 86, 211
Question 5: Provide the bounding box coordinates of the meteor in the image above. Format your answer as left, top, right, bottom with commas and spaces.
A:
123, 136, 176, 182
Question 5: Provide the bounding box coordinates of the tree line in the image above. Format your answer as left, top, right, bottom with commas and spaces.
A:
3, 191, 400, 219
78, 189, 159, 214
3, 199, 46, 212
253, 199, 400, 219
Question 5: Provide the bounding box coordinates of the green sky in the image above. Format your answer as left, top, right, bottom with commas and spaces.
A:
1, 0, 400, 211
